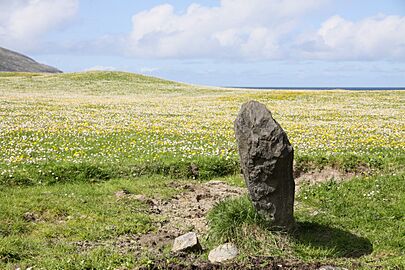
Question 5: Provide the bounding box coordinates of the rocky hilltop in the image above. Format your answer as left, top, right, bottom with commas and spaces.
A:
0, 47, 62, 73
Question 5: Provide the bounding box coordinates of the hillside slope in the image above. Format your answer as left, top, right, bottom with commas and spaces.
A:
0, 47, 61, 73
0, 71, 225, 95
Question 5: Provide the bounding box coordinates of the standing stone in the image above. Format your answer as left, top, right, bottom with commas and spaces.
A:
234, 101, 295, 229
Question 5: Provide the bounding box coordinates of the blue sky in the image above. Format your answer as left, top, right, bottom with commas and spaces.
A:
1, 0, 405, 87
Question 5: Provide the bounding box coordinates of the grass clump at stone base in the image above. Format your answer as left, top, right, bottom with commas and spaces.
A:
207, 173, 405, 269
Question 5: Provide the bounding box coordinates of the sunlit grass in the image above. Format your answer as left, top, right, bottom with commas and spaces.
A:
0, 72, 404, 185
0, 71, 404, 269
0, 176, 184, 269
207, 173, 404, 269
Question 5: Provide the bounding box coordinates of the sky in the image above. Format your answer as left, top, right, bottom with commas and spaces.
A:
1, 0, 405, 87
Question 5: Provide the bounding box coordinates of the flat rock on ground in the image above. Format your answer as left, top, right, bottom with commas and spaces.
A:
318, 266, 348, 270
208, 243, 238, 263
172, 232, 201, 253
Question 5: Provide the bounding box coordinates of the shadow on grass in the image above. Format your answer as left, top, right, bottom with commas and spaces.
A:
292, 221, 373, 258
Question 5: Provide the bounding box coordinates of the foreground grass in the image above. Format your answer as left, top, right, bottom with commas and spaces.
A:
2, 171, 403, 269
0, 176, 186, 269
208, 172, 404, 269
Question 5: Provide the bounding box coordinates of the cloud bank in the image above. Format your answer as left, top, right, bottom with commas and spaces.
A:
127, 0, 405, 61
0, 0, 404, 62
127, 0, 326, 59
299, 15, 405, 60
0, 0, 79, 50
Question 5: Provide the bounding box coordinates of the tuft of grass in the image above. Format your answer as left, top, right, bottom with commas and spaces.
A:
207, 196, 287, 258
207, 195, 268, 243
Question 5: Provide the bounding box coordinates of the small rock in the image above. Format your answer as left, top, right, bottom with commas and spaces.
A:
206, 180, 226, 186
196, 193, 208, 202
318, 266, 348, 270
133, 194, 158, 207
208, 243, 238, 263
146, 199, 158, 207
183, 184, 195, 191
115, 189, 131, 198
150, 207, 161, 214
172, 232, 201, 253
133, 194, 146, 201
23, 212, 37, 222
189, 164, 199, 179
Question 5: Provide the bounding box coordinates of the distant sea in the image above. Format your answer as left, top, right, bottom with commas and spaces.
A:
226, 86, 405, 91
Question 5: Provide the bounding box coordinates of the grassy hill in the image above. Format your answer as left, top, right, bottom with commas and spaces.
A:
0, 72, 404, 269
0, 47, 61, 73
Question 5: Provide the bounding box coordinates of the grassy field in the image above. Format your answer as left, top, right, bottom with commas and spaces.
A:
0, 71, 404, 269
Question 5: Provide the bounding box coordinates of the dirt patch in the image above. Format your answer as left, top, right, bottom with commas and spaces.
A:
294, 167, 365, 192
135, 180, 246, 249
74, 168, 363, 263
74, 181, 245, 254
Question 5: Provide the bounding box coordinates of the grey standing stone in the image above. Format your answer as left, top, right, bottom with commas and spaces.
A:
208, 243, 238, 263
172, 232, 202, 253
234, 101, 295, 229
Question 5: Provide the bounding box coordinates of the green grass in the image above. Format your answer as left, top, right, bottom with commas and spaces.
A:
1, 72, 403, 187
207, 172, 405, 269
0, 71, 404, 268
0, 155, 240, 187
0, 176, 185, 269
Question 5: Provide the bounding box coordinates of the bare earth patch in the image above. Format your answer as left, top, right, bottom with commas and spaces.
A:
136, 180, 246, 250
296, 168, 354, 184
74, 180, 246, 254
294, 166, 369, 192
74, 169, 360, 267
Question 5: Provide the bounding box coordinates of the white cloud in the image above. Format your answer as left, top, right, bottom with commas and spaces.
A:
139, 67, 159, 74
0, 0, 79, 51
299, 14, 405, 60
85, 65, 117, 72
2, 0, 403, 64
127, 1, 405, 62
127, 0, 326, 59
